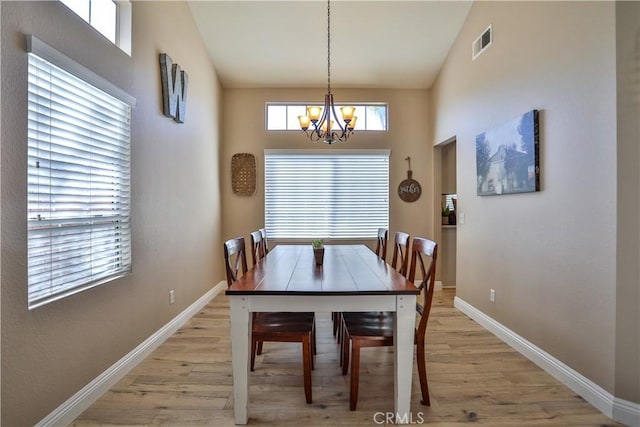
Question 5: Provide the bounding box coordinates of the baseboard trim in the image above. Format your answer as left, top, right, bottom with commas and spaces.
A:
36, 281, 227, 427
614, 396, 640, 427
453, 296, 640, 427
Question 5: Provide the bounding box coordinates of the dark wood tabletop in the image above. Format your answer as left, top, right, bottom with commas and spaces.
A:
226, 244, 419, 296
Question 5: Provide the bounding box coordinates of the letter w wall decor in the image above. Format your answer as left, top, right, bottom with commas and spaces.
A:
159, 53, 188, 123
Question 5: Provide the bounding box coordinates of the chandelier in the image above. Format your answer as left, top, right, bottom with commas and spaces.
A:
298, 0, 356, 144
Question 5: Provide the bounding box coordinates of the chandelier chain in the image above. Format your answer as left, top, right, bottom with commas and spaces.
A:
327, 0, 331, 94
297, 0, 355, 144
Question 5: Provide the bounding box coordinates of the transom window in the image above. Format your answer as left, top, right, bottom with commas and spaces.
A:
27, 36, 135, 309
264, 150, 390, 240
59, 0, 132, 55
266, 103, 388, 131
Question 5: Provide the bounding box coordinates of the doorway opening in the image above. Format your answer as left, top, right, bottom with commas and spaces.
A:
435, 137, 457, 290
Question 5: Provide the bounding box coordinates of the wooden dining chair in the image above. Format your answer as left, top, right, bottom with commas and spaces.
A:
224, 236, 316, 403
338, 231, 411, 365
390, 231, 410, 276
250, 230, 266, 355
259, 227, 269, 255
332, 228, 390, 339
341, 237, 438, 410
250, 229, 317, 358
252, 229, 318, 358
250, 230, 265, 265
375, 227, 389, 261
224, 236, 248, 285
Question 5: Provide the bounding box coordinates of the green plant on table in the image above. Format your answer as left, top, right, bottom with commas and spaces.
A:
312, 239, 324, 249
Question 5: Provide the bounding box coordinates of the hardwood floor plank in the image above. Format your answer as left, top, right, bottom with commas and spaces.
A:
73, 289, 621, 426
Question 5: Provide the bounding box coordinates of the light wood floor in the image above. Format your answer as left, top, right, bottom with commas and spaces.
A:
73, 289, 621, 426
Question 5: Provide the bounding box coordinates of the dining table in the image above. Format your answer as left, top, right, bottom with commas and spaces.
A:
226, 244, 419, 425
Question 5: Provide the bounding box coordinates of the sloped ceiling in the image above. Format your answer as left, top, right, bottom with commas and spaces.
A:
188, 1, 473, 89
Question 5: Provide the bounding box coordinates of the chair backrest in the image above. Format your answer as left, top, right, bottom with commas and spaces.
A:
259, 227, 269, 255
391, 231, 410, 278
407, 237, 438, 339
250, 230, 264, 266
375, 228, 389, 261
224, 237, 248, 287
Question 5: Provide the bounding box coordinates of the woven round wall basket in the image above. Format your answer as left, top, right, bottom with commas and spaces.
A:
231, 153, 256, 196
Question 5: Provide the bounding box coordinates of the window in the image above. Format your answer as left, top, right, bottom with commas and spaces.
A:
59, 0, 132, 55
264, 150, 389, 240
442, 193, 457, 212
266, 103, 388, 131
27, 36, 135, 309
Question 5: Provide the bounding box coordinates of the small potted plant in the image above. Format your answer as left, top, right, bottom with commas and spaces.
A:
312, 239, 324, 265
441, 204, 450, 225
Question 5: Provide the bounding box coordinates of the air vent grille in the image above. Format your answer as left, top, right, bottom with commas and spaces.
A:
472, 25, 492, 60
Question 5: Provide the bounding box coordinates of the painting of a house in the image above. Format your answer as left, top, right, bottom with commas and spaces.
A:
476, 110, 540, 195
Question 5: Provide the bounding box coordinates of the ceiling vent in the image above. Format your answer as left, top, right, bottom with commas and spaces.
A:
472, 25, 492, 60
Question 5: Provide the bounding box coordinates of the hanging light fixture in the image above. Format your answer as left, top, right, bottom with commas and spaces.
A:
298, 0, 356, 144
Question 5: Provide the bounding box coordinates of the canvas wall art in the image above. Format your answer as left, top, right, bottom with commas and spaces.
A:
476, 109, 540, 196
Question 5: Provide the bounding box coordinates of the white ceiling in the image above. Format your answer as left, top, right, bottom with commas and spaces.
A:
187, 1, 473, 89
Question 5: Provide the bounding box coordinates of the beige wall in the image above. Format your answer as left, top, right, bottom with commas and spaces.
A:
221, 88, 436, 258
0, 2, 223, 425
615, 1, 640, 403
441, 142, 457, 195
432, 0, 619, 396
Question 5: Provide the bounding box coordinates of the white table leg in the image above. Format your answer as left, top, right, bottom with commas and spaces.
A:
394, 294, 417, 424
229, 296, 251, 424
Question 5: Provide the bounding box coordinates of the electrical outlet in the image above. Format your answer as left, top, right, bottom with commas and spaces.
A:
169, 290, 175, 304
489, 288, 495, 303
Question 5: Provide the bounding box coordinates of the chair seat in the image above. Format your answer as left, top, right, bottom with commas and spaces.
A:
258, 311, 315, 321
341, 316, 394, 338
340, 312, 392, 334
253, 313, 316, 334
341, 311, 392, 322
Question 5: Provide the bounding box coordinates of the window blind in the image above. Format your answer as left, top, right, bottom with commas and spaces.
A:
264, 150, 390, 240
27, 51, 132, 309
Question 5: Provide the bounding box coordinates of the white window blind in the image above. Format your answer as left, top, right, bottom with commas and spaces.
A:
443, 193, 457, 211
27, 44, 133, 309
264, 150, 390, 240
